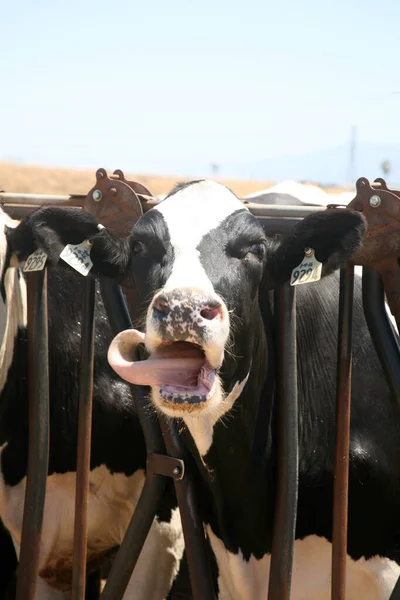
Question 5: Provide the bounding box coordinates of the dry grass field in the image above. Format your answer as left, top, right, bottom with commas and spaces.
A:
0, 162, 349, 198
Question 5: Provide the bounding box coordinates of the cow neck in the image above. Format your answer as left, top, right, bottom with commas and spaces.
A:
182, 310, 276, 558
0, 266, 26, 393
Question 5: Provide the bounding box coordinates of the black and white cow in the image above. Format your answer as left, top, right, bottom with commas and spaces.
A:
7, 180, 400, 599
244, 180, 354, 206
0, 208, 184, 600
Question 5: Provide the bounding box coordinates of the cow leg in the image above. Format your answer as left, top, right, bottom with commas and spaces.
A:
34, 578, 70, 600
166, 551, 193, 600
0, 518, 17, 600
122, 508, 185, 600
85, 570, 101, 600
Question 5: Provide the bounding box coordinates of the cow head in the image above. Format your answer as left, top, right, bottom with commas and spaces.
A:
5, 181, 366, 434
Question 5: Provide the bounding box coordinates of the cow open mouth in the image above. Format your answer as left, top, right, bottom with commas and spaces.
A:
107, 330, 218, 407
153, 342, 217, 405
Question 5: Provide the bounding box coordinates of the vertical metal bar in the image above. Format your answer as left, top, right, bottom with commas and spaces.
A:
331, 264, 354, 600
361, 270, 400, 600
362, 268, 400, 406
160, 418, 216, 600
100, 454, 166, 600
99, 280, 167, 600
71, 277, 96, 600
268, 283, 298, 600
390, 576, 400, 600
16, 269, 50, 600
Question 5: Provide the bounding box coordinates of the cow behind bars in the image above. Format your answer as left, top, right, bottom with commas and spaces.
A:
0, 209, 184, 599
5, 180, 400, 599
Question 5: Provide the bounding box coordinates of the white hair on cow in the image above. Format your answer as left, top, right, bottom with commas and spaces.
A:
0, 208, 26, 392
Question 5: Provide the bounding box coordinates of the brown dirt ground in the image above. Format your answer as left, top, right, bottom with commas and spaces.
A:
0, 162, 349, 197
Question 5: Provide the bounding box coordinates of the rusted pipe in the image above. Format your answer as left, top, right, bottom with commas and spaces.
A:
331, 264, 354, 600
99, 280, 167, 600
0, 191, 326, 218
389, 575, 400, 599
0, 192, 84, 205
16, 270, 50, 600
268, 283, 298, 600
71, 277, 96, 600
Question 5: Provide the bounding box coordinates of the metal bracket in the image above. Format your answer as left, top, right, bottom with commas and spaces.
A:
147, 453, 185, 481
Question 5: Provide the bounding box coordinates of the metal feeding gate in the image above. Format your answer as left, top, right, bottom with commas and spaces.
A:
1, 171, 400, 600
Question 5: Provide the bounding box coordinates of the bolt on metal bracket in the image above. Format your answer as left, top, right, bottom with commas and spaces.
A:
147, 453, 185, 480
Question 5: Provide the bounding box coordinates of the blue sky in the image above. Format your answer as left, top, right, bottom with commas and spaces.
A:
1, 0, 400, 181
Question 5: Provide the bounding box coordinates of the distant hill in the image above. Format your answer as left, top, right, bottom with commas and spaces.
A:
0, 162, 349, 198
219, 143, 400, 187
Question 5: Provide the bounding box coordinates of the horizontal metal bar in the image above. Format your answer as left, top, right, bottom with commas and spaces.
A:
1, 207, 303, 237
0, 192, 84, 205
0, 190, 328, 219
244, 203, 325, 217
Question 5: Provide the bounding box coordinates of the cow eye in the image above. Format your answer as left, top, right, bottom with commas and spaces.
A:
248, 243, 266, 259
132, 240, 144, 255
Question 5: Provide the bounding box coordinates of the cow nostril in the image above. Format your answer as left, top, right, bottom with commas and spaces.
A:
200, 305, 223, 321
153, 296, 170, 316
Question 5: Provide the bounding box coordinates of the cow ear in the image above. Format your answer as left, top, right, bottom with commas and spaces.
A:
264, 209, 366, 288
5, 207, 130, 282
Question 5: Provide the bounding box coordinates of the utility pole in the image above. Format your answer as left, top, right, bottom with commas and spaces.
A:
211, 163, 219, 177
347, 126, 357, 186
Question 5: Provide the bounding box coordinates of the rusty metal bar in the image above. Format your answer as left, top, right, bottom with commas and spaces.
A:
99, 280, 167, 600
268, 283, 298, 600
244, 203, 325, 217
0, 192, 84, 205
390, 574, 400, 599
362, 268, 400, 405
100, 455, 166, 600
331, 264, 354, 600
16, 269, 50, 600
0, 190, 327, 217
71, 277, 96, 600
159, 418, 216, 600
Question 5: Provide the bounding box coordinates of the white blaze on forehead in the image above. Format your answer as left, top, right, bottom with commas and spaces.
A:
154, 181, 247, 292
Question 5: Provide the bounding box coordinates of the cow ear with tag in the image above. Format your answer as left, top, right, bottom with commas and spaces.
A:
5, 206, 131, 282
264, 209, 366, 288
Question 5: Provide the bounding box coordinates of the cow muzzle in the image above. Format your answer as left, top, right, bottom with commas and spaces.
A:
107, 288, 230, 416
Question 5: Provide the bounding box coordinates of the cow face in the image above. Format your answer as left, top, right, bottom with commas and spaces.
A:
3, 183, 366, 428
114, 181, 268, 419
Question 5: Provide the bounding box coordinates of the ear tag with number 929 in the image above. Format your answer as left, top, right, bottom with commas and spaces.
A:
60, 240, 93, 276
290, 247, 322, 286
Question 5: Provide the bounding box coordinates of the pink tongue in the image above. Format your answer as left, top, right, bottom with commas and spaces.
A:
107, 329, 205, 388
